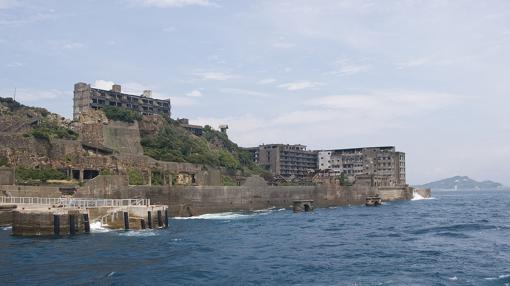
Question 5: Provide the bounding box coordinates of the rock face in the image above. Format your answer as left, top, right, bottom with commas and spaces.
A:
418, 176, 508, 190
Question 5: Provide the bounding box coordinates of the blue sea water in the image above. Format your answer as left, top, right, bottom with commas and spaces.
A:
1, 190, 510, 286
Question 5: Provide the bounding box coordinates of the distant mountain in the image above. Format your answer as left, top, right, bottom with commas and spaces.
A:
418, 176, 509, 191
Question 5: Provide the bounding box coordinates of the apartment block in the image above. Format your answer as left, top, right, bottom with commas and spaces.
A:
73, 82, 171, 120
245, 144, 318, 178
318, 146, 406, 186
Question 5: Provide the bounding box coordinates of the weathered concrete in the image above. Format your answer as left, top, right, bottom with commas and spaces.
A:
12, 208, 87, 236
9, 203, 168, 236
0, 185, 62, 197
0, 167, 14, 185
80, 176, 414, 217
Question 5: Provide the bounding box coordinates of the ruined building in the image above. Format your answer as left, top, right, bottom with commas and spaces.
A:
73, 82, 171, 120
245, 144, 318, 178
317, 146, 406, 187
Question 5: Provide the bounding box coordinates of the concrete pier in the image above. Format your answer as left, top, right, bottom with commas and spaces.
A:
1, 197, 168, 236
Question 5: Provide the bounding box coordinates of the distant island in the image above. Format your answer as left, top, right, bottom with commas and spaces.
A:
417, 176, 509, 191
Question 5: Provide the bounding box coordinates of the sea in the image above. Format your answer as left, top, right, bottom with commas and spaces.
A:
1, 190, 510, 286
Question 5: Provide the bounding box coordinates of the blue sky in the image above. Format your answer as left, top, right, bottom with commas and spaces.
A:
1, 0, 509, 185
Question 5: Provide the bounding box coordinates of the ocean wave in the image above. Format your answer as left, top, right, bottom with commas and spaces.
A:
173, 212, 254, 220
412, 192, 436, 201
90, 221, 112, 233
1, 226, 12, 231
118, 230, 157, 237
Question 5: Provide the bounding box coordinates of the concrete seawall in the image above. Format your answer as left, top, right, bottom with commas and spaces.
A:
75, 176, 414, 217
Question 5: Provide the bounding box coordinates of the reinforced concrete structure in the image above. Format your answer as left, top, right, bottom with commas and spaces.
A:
246, 144, 318, 178
73, 82, 171, 120
318, 146, 406, 187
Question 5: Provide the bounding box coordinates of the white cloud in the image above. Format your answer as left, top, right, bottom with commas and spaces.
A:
93, 80, 115, 91
49, 40, 85, 50
6, 62, 23, 68
193, 71, 234, 81
220, 88, 272, 98
330, 59, 372, 76
170, 96, 197, 107
257, 78, 277, 85
134, 0, 211, 8
186, 89, 203, 97
396, 58, 431, 69
0, 0, 15, 9
279, 81, 321, 91
2, 88, 67, 102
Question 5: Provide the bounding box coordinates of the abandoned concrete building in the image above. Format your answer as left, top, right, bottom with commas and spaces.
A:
177, 118, 204, 136
317, 146, 406, 187
245, 144, 318, 178
73, 82, 171, 120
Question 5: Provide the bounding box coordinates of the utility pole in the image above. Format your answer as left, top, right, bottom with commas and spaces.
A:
13, 88, 16, 101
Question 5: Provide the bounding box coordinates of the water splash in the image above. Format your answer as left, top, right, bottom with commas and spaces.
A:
1, 226, 12, 231
173, 212, 254, 220
412, 192, 435, 201
89, 221, 112, 233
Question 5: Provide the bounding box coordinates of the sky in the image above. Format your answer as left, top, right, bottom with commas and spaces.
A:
1, 0, 509, 185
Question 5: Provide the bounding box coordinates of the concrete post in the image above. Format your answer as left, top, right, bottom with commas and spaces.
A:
79, 169, 84, 182
148, 170, 152, 186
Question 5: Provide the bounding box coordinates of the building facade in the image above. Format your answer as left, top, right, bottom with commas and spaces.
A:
73, 82, 171, 120
318, 146, 406, 186
246, 144, 318, 178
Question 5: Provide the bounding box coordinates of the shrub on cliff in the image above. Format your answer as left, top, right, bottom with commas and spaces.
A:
141, 118, 264, 174
29, 123, 78, 141
15, 167, 67, 183
103, 107, 142, 123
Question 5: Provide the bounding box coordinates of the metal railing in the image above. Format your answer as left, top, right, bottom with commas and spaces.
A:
0, 196, 150, 207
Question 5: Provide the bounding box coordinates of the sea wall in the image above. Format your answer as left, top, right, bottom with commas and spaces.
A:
78, 176, 412, 217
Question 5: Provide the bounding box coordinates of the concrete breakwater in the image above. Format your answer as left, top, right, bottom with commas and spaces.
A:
0, 197, 169, 236
75, 176, 430, 217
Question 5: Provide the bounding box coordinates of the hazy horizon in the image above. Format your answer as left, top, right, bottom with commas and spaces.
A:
1, 0, 509, 186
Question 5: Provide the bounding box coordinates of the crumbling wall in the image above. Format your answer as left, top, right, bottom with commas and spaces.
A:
0, 167, 14, 185
103, 121, 144, 155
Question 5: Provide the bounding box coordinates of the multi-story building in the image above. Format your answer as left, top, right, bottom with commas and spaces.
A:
245, 144, 318, 178
318, 146, 406, 186
73, 82, 171, 120
177, 118, 204, 136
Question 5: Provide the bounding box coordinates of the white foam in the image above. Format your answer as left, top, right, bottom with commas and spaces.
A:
449, 276, 458, 281
118, 230, 157, 237
89, 221, 112, 233
173, 212, 254, 220
1, 226, 12, 231
485, 274, 510, 281
412, 192, 436, 201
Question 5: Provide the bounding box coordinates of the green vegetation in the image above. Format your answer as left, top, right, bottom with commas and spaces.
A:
151, 171, 164, 185
141, 121, 262, 173
15, 167, 67, 183
338, 173, 350, 186
103, 106, 142, 123
28, 123, 78, 141
128, 169, 144, 185
0, 97, 50, 116
222, 175, 237, 186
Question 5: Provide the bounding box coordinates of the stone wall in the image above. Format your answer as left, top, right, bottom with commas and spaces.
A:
77, 175, 128, 198
76, 175, 411, 217
0, 185, 62, 197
